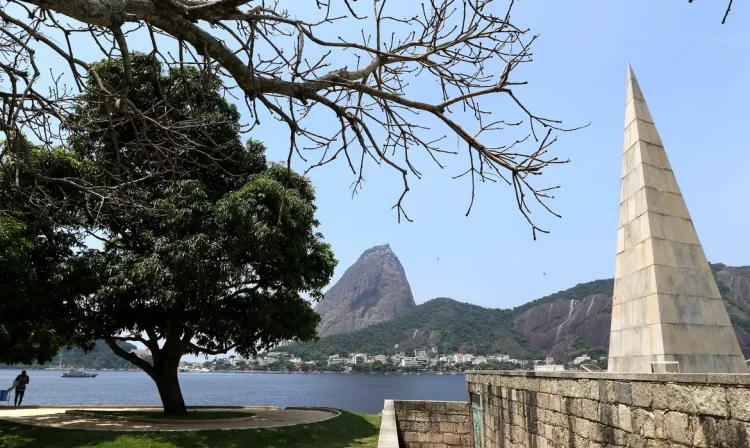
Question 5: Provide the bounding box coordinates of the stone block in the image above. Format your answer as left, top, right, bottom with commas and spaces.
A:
728, 388, 750, 422
664, 411, 690, 445
442, 433, 462, 446
456, 423, 470, 434
439, 422, 457, 433
429, 433, 444, 443
632, 409, 656, 438
582, 399, 599, 421
617, 404, 633, 432
614, 381, 633, 405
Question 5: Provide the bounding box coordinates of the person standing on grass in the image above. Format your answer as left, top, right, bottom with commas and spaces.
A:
13, 370, 29, 407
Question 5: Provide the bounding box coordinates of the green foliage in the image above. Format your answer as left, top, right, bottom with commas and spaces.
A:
0, 55, 336, 413
290, 297, 540, 360
0, 216, 74, 364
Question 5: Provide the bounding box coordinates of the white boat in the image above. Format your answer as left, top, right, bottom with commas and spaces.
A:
62, 369, 98, 378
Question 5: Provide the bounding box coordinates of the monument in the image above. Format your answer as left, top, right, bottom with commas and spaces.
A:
382, 65, 750, 448
607, 64, 747, 373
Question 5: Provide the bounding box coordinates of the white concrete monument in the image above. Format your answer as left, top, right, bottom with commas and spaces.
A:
608, 64, 747, 373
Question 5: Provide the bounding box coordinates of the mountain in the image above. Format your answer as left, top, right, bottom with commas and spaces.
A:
315, 244, 415, 337
295, 297, 539, 360
512, 264, 750, 359
293, 263, 750, 360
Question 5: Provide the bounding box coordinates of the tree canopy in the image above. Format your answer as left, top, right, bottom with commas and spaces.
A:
0, 55, 336, 414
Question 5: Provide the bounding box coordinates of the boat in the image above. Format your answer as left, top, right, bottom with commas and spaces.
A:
62, 369, 98, 378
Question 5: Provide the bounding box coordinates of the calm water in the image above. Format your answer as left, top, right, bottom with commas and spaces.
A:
0, 370, 466, 413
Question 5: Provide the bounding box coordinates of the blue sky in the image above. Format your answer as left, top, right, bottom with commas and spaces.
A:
289, 1, 750, 309
22, 1, 750, 311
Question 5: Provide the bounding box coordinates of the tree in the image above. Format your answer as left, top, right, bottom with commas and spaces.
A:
0, 216, 72, 364
0, 0, 584, 239
0, 56, 336, 415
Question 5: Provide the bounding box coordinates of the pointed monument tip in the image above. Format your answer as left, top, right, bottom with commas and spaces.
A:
627, 62, 636, 81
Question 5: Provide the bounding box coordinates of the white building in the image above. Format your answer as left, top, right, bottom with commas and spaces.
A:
373, 355, 388, 364
534, 364, 565, 372
573, 355, 591, 365
351, 353, 367, 365
496, 354, 510, 362
415, 350, 428, 359
473, 357, 488, 365
328, 354, 345, 366
130, 349, 151, 359
453, 354, 465, 363
401, 357, 421, 367
464, 354, 474, 363
431, 346, 438, 354
392, 352, 405, 365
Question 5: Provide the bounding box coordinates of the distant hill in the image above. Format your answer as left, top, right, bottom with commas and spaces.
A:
1, 341, 137, 370
315, 244, 415, 337
293, 264, 750, 361
293, 297, 539, 360
56, 341, 138, 370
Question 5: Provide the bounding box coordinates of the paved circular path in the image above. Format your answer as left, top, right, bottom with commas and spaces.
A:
0, 406, 338, 431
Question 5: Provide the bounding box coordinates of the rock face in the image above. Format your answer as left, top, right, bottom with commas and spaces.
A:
514, 264, 750, 358
315, 244, 415, 337
514, 293, 611, 358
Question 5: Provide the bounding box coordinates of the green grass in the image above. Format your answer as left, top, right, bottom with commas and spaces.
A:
0, 410, 380, 448
81, 410, 257, 420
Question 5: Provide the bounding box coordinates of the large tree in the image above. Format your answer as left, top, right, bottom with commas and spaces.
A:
0, 216, 72, 364
0, 56, 336, 415
0, 0, 582, 239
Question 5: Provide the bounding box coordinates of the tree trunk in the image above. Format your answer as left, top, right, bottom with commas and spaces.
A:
154, 367, 187, 416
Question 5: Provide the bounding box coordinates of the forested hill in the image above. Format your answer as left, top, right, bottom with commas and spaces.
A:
290, 297, 540, 360
291, 264, 750, 360
1, 341, 136, 370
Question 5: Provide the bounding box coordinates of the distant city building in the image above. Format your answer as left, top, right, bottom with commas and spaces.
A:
373, 355, 388, 364
415, 350, 428, 359
496, 354, 510, 362
289, 357, 302, 364
464, 354, 474, 363
130, 349, 151, 359
438, 356, 448, 362
401, 357, 421, 367
473, 357, 488, 365
351, 353, 367, 365
573, 355, 591, 365
545, 356, 555, 365
453, 354, 465, 363
431, 346, 438, 354
328, 354, 345, 366
391, 352, 405, 365
535, 364, 565, 372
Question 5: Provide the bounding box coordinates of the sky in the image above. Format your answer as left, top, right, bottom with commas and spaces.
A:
15, 0, 750, 313
288, 1, 750, 309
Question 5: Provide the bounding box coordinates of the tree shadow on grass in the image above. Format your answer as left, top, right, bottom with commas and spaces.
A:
0, 411, 380, 448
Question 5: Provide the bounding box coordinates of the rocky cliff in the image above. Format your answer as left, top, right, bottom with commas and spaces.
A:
514, 264, 750, 358
315, 244, 415, 337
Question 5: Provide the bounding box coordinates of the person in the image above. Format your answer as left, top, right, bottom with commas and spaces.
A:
13, 370, 29, 407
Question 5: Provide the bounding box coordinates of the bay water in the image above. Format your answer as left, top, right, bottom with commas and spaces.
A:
0, 370, 466, 413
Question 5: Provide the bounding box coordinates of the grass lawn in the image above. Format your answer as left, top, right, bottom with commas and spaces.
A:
80, 410, 258, 420
0, 410, 380, 448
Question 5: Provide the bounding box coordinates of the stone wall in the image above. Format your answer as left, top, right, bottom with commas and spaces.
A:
393, 400, 472, 448
467, 370, 750, 448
